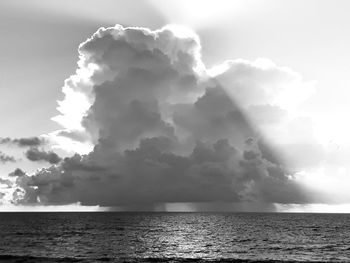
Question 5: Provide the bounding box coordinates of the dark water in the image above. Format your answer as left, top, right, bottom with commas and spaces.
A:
0, 212, 349, 262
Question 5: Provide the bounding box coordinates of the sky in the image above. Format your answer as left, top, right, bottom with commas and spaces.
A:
1, 0, 350, 212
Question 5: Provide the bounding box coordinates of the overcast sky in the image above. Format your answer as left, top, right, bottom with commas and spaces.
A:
1, 0, 350, 212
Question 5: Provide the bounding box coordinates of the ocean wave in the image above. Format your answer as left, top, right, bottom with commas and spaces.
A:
0, 255, 347, 263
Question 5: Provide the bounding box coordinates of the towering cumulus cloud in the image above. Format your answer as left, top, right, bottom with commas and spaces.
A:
13, 25, 314, 210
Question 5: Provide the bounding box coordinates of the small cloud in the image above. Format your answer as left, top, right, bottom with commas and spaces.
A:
25, 148, 62, 164
9, 168, 26, 177
57, 130, 89, 143
0, 178, 12, 188
0, 137, 46, 147
0, 151, 16, 163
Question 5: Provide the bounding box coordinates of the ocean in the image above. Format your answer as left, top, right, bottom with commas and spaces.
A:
0, 212, 349, 262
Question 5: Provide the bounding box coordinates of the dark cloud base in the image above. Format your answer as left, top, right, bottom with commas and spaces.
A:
15, 137, 311, 208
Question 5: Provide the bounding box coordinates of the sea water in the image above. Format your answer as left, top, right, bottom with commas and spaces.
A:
0, 212, 349, 262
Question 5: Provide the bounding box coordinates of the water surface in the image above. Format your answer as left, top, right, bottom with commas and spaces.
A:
0, 212, 349, 262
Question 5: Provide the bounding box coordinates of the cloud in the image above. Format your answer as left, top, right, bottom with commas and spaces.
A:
12, 25, 316, 209
0, 151, 16, 163
247, 104, 287, 125
25, 148, 62, 164
57, 130, 90, 143
209, 58, 315, 111
0, 178, 12, 188
9, 168, 26, 177
16, 137, 310, 207
0, 137, 46, 147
